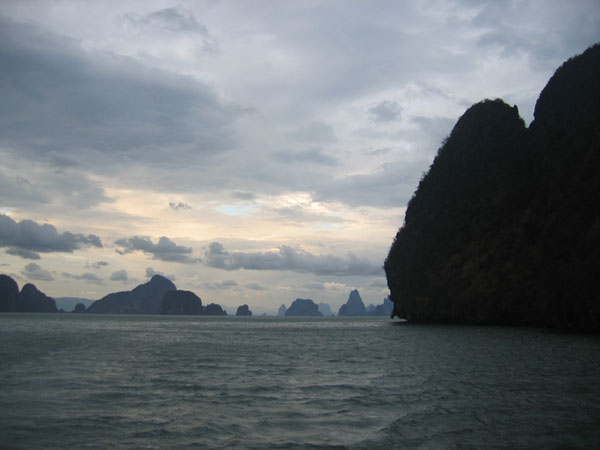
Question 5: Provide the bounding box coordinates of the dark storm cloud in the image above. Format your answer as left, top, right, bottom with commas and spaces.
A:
368, 100, 402, 123
0, 213, 102, 257
115, 236, 195, 263
62, 272, 104, 285
169, 202, 192, 211
21, 263, 54, 281
0, 17, 236, 165
110, 269, 128, 282
202, 242, 381, 277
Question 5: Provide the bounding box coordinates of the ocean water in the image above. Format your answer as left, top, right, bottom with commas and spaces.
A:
1, 314, 599, 449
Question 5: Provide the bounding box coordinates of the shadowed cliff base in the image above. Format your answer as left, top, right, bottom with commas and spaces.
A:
385, 43, 600, 332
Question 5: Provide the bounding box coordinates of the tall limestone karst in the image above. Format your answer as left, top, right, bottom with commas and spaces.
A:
0, 275, 58, 313
384, 44, 600, 331
0, 274, 19, 312
338, 290, 367, 316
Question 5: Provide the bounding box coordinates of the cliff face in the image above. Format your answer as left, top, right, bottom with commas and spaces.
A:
0, 274, 19, 312
384, 44, 600, 331
236, 304, 252, 316
338, 290, 367, 316
161, 290, 203, 315
18, 282, 58, 313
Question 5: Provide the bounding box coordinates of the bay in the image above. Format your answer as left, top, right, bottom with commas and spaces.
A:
1, 314, 599, 449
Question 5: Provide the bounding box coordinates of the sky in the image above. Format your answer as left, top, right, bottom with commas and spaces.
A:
1, 0, 599, 314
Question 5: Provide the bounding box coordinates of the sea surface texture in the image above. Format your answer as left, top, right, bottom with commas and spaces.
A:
1, 314, 599, 449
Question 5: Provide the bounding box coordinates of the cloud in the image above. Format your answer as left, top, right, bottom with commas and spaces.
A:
110, 269, 129, 282
62, 272, 104, 285
199, 280, 239, 291
5, 247, 41, 260
169, 202, 192, 211
146, 267, 176, 281
368, 100, 403, 123
271, 148, 339, 166
0, 16, 237, 172
22, 263, 54, 281
115, 236, 194, 263
0, 213, 102, 257
89, 261, 109, 269
246, 282, 267, 291
202, 242, 382, 276
124, 6, 218, 55
231, 192, 256, 201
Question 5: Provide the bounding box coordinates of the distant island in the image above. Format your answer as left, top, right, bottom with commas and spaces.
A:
0, 275, 58, 313
278, 291, 392, 317
0, 274, 230, 316
236, 304, 252, 316
385, 44, 600, 332
285, 298, 322, 316
337, 290, 393, 317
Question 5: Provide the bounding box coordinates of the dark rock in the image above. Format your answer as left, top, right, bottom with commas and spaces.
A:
18, 283, 58, 313
384, 44, 600, 331
236, 304, 252, 316
87, 275, 176, 314
338, 290, 366, 316
0, 274, 19, 312
204, 303, 227, 315
285, 298, 322, 316
72, 303, 86, 313
161, 290, 203, 315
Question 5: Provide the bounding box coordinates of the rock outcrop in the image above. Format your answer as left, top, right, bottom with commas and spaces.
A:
0, 274, 19, 312
285, 298, 322, 316
384, 44, 600, 331
18, 283, 58, 313
338, 290, 367, 316
161, 290, 203, 315
236, 304, 252, 316
72, 303, 86, 313
204, 303, 227, 315
87, 275, 176, 314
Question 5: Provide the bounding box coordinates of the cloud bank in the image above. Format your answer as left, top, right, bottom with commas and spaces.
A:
202, 242, 382, 277
0, 214, 102, 259
115, 236, 195, 263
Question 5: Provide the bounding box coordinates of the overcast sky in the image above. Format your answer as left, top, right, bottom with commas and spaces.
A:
1, 0, 598, 313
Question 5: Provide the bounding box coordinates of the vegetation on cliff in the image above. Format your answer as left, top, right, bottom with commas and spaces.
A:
385, 44, 600, 331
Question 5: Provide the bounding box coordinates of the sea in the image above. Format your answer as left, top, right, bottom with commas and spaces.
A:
1, 314, 599, 449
